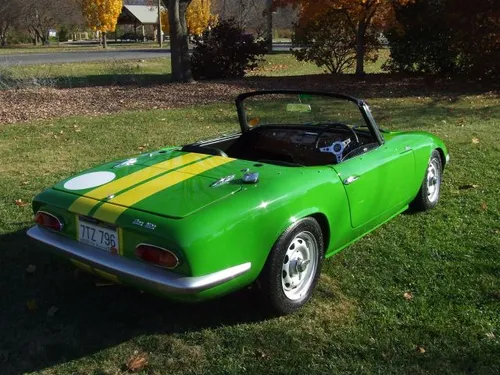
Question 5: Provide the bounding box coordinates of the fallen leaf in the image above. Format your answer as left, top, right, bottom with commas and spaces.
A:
26, 264, 36, 274
47, 306, 58, 317
15, 199, 28, 207
486, 332, 495, 339
416, 346, 426, 354
126, 352, 148, 372
403, 291, 414, 300
459, 184, 479, 190
481, 202, 488, 211
22, 181, 29, 186
26, 300, 38, 311
472, 137, 480, 144
255, 349, 267, 358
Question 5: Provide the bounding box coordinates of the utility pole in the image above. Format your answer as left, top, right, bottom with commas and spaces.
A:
266, 0, 273, 52
157, 0, 163, 47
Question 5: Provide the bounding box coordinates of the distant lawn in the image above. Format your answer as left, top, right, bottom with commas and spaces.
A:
253, 49, 391, 76
0, 92, 498, 374
0, 51, 391, 89
0, 41, 166, 55
0, 58, 173, 88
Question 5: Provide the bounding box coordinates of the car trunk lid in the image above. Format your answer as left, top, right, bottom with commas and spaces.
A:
54, 151, 243, 220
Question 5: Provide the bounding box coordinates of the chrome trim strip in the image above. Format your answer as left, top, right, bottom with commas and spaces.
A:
27, 226, 251, 295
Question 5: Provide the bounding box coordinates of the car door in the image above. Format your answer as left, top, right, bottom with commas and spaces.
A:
333, 138, 415, 229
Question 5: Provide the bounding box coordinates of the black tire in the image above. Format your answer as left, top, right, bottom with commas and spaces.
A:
258, 217, 324, 315
411, 150, 442, 211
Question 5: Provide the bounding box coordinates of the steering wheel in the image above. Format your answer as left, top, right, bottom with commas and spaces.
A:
314, 122, 360, 163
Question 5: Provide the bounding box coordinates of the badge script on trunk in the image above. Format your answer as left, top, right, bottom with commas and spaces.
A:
133, 219, 157, 230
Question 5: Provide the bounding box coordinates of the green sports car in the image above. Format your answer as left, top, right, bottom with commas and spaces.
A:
28, 90, 449, 314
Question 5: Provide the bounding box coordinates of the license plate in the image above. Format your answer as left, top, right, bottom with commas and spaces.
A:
77, 217, 119, 253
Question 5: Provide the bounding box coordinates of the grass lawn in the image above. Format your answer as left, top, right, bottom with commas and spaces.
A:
0, 51, 389, 89
0, 58, 173, 89
0, 83, 499, 374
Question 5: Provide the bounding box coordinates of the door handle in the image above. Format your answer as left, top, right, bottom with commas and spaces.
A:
400, 145, 412, 154
343, 176, 359, 185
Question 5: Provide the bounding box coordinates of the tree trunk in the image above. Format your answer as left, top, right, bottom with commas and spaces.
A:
179, 0, 193, 82
355, 21, 366, 77
168, 0, 193, 82
0, 24, 9, 47
265, 0, 273, 52
157, 0, 163, 47
168, 0, 183, 81
102, 32, 107, 48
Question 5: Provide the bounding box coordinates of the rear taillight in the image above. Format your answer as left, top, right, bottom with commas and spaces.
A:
35, 211, 63, 231
135, 244, 179, 269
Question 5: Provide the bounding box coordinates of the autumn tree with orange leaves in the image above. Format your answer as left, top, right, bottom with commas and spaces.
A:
82, 0, 123, 48
274, 0, 412, 76
161, 0, 215, 36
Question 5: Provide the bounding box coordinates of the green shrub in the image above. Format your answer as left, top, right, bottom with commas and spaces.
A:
190, 19, 267, 80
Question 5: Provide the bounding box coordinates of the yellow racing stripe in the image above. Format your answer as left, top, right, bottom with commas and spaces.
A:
92, 156, 234, 223
68, 153, 206, 216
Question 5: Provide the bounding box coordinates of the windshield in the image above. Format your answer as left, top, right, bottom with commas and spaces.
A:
239, 92, 368, 130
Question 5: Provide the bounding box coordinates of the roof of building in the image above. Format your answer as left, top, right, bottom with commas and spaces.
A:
119, 5, 161, 25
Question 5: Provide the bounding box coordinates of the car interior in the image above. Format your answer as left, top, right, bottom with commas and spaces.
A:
181, 92, 381, 167
181, 125, 379, 167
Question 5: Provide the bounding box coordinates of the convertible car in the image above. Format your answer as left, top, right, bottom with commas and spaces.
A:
28, 91, 449, 314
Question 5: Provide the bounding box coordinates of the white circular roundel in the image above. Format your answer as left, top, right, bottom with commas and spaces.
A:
64, 171, 116, 191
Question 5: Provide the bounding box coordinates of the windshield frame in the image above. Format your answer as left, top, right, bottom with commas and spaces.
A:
235, 90, 384, 145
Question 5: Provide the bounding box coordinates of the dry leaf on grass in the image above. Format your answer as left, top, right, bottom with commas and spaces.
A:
486, 332, 496, 339
26, 300, 38, 311
47, 306, 58, 317
403, 291, 414, 300
459, 184, 479, 190
416, 346, 426, 354
472, 137, 480, 144
126, 352, 148, 372
255, 349, 268, 359
481, 202, 488, 211
15, 199, 29, 207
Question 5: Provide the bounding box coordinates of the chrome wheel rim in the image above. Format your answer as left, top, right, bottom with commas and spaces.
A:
427, 158, 441, 203
281, 231, 318, 301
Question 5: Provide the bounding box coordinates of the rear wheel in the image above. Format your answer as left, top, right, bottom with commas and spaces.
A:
411, 150, 442, 211
258, 217, 324, 315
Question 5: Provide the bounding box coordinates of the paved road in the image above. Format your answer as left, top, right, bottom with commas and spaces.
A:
0, 49, 172, 66
0, 44, 292, 66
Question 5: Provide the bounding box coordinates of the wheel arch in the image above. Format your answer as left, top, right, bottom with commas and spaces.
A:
435, 147, 446, 169
309, 212, 331, 255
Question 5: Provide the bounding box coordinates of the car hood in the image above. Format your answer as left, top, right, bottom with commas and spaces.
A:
54, 150, 247, 220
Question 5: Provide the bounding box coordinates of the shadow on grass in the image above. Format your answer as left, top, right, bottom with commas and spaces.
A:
0, 228, 270, 375
56, 74, 173, 89
0, 74, 174, 90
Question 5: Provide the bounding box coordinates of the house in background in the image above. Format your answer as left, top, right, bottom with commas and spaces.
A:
117, 5, 164, 41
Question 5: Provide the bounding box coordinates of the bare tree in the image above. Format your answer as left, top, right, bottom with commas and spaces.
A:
213, 0, 266, 33
0, 0, 20, 46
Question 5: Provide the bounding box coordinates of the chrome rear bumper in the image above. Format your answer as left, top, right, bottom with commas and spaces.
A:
27, 226, 251, 295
